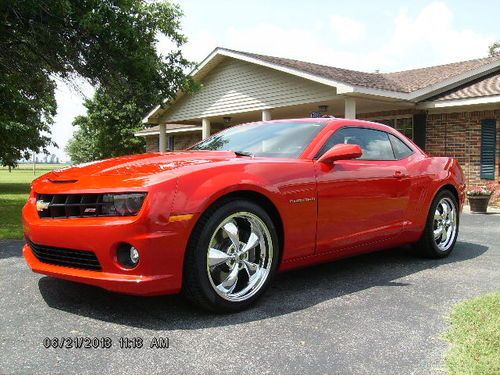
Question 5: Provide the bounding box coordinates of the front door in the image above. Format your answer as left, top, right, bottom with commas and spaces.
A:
314, 126, 411, 254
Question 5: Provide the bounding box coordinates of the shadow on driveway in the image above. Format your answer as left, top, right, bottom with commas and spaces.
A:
37, 240, 488, 330
0, 240, 24, 259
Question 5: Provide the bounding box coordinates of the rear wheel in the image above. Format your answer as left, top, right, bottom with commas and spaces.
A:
183, 199, 279, 312
416, 190, 459, 258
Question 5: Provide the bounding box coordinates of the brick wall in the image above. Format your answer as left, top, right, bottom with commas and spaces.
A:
426, 110, 500, 206
145, 136, 158, 152
174, 133, 202, 149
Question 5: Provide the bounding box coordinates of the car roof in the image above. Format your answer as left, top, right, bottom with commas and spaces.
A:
261, 117, 397, 133
259, 118, 423, 159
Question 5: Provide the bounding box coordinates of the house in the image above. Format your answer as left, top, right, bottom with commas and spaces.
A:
136, 47, 500, 202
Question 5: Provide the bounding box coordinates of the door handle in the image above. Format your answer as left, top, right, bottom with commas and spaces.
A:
393, 170, 407, 178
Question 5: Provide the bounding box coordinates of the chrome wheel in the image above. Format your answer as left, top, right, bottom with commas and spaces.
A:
433, 197, 457, 251
206, 212, 273, 302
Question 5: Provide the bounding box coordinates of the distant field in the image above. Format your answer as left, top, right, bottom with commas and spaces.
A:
0, 164, 68, 239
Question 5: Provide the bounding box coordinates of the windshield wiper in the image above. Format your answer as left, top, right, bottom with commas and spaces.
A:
233, 150, 254, 157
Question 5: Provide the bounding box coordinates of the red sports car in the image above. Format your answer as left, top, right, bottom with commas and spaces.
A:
23, 118, 465, 312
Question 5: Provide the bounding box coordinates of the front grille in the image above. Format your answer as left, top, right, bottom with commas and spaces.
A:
37, 193, 112, 218
28, 240, 102, 271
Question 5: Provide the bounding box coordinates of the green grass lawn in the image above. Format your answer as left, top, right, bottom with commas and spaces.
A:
0, 164, 65, 239
445, 291, 500, 375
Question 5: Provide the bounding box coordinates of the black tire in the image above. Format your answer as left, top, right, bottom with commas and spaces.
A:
416, 189, 459, 258
183, 198, 279, 313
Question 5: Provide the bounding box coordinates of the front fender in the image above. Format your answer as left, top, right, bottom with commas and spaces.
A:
170, 161, 318, 261
172, 166, 281, 216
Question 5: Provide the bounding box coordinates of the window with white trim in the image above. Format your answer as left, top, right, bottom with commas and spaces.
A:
369, 116, 414, 140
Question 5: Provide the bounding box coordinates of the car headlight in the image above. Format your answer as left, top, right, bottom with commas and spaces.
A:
102, 193, 147, 216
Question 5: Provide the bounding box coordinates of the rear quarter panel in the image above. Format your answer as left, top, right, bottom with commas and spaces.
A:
404, 155, 465, 241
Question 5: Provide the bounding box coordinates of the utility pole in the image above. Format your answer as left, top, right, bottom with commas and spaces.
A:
32, 151, 36, 176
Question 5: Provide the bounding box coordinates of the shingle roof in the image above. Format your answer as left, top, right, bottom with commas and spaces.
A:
430, 72, 500, 101
383, 58, 500, 93
225, 48, 500, 94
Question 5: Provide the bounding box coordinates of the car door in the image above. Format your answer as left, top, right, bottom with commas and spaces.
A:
314, 126, 412, 254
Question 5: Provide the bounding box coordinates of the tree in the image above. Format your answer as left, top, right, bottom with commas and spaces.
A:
489, 41, 500, 56
66, 88, 148, 163
0, 0, 192, 167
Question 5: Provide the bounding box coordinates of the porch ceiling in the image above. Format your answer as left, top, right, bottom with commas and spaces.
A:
172, 96, 414, 127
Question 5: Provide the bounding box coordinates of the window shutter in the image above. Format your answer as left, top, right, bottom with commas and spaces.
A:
413, 113, 427, 150
480, 119, 497, 180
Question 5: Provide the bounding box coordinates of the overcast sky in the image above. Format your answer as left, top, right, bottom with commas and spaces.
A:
49, 0, 499, 161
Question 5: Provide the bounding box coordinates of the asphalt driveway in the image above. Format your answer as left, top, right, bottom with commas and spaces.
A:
1, 212, 499, 374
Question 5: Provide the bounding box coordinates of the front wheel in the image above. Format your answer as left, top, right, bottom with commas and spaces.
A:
183, 199, 279, 312
416, 190, 459, 258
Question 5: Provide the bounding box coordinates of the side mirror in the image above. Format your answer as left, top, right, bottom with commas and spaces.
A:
318, 144, 362, 164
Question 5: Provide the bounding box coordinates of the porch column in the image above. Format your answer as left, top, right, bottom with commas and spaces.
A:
344, 98, 356, 119
262, 110, 272, 121
158, 123, 167, 152
202, 118, 211, 139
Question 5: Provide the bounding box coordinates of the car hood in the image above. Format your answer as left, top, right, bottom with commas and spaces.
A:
52, 151, 238, 177
35, 151, 239, 192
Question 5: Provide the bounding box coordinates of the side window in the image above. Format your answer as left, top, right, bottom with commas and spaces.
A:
317, 127, 395, 160
389, 134, 414, 159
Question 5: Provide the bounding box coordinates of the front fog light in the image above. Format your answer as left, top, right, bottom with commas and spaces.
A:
130, 247, 140, 264
117, 243, 140, 268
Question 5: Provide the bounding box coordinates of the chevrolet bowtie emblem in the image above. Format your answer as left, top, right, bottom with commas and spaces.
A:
36, 200, 50, 211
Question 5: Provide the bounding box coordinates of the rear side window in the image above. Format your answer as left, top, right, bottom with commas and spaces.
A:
389, 134, 414, 159
317, 127, 395, 160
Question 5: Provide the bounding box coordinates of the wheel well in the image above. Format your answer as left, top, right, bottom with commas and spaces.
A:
438, 184, 459, 205
202, 190, 285, 264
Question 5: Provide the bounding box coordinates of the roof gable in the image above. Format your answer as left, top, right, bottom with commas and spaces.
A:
159, 58, 339, 122
143, 47, 500, 123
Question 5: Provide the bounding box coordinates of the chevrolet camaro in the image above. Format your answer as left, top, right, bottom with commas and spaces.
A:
23, 118, 465, 312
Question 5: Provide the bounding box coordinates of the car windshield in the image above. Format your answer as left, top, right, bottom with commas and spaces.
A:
190, 121, 324, 158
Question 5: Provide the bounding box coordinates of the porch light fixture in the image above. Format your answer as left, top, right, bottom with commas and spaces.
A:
318, 105, 328, 113
223, 116, 232, 123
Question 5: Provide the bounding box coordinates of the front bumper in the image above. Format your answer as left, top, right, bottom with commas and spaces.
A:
23, 244, 176, 295
22, 195, 196, 296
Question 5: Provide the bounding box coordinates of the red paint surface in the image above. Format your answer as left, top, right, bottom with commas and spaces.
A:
22, 119, 466, 295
